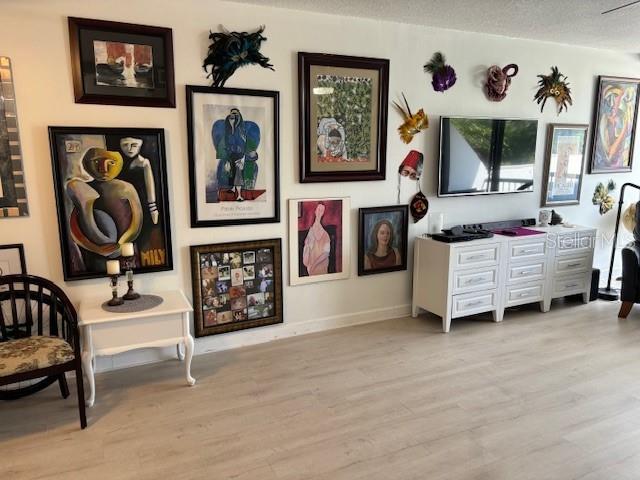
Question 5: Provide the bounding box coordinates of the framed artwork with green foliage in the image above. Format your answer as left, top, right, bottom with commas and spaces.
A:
298, 52, 389, 182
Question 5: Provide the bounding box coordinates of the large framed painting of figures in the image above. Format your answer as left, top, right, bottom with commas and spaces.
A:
590, 76, 640, 174
49, 127, 173, 281
298, 52, 389, 182
186, 86, 279, 227
68, 17, 175, 107
0, 57, 29, 218
190, 238, 283, 337
358, 205, 408, 276
288, 197, 350, 286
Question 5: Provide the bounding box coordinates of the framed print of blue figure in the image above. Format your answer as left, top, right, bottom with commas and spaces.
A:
187, 86, 279, 227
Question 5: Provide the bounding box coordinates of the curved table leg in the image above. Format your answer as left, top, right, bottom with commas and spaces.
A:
184, 335, 196, 386
177, 342, 185, 361
82, 350, 95, 407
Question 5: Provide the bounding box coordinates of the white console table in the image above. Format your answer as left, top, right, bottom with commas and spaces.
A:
412, 225, 596, 332
78, 289, 195, 407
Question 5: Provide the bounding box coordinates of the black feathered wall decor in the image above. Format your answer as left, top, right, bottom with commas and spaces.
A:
202, 25, 275, 88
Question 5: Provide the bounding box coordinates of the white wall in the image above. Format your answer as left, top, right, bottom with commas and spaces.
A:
1, 0, 639, 371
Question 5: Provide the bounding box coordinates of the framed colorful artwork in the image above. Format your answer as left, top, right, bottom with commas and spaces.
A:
68, 17, 175, 107
0, 57, 28, 218
590, 76, 640, 174
288, 197, 350, 285
541, 124, 588, 207
358, 205, 408, 276
298, 52, 389, 182
186, 86, 280, 227
0, 244, 26, 276
190, 238, 283, 337
48, 127, 173, 281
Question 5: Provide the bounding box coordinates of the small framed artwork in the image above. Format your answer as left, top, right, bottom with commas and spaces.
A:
298, 52, 389, 182
49, 127, 173, 280
289, 197, 350, 285
590, 76, 640, 173
0, 57, 28, 218
190, 238, 283, 337
186, 86, 280, 227
541, 124, 588, 207
358, 205, 408, 276
0, 244, 26, 277
68, 17, 175, 107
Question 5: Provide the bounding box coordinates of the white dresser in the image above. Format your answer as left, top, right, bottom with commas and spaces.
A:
412, 225, 596, 332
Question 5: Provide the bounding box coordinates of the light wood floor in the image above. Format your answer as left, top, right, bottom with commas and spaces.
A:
3, 298, 640, 479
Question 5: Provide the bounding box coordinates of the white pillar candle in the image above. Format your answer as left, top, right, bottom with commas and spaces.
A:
106, 260, 121, 275
121, 242, 135, 257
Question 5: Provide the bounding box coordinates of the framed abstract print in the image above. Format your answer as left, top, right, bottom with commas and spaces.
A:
358, 205, 408, 276
542, 124, 588, 207
49, 127, 173, 281
190, 238, 283, 337
186, 86, 280, 227
0, 57, 28, 218
68, 17, 175, 107
288, 197, 350, 285
298, 52, 389, 182
590, 76, 640, 173
0, 244, 26, 277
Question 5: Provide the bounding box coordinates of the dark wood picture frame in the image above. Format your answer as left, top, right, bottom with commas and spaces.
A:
589, 75, 640, 174
68, 17, 175, 108
358, 205, 408, 276
186, 85, 280, 227
0, 243, 26, 276
299, 52, 389, 183
49, 126, 173, 281
190, 238, 283, 337
541, 124, 588, 207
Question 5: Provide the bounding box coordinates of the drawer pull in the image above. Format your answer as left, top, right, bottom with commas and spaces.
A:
519, 249, 538, 254
518, 292, 531, 297
465, 277, 485, 284
567, 263, 582, 268
564, 283, 579, 288
467, 254, 486, 260
517, 270, 529, 275
466, 300, 484, 307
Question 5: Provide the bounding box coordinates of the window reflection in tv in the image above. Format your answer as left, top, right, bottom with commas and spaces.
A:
438, 117, 538, 197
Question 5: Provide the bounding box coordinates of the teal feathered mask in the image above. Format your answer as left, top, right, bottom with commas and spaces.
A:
203, 25, 275, 88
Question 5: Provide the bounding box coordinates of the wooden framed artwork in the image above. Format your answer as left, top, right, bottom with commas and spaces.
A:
589, 76, 640, 173
190, 238, 283, 337
288, 197, 350, 285
0, 244, 26, 277
298, 52, 389, 182
68, 17, 175, 107
186, 86, 280, 227
49, 127, 173, 281
358, 205, 408, 276
541, 124, 588, 207
0, 57, 28, 218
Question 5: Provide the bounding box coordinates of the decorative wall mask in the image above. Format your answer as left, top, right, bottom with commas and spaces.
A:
398, 150, 424, 180
203, 25, 274, 87
534, 66, 572, 114
592, 179, 616, 215
410, 191, 429, 223
485, 64, 519, 102
424, 52, 457, 93
392, 93, 428, 144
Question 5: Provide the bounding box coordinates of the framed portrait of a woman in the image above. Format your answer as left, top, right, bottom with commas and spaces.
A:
358, 205, 408, 276
288, 197, 350, 286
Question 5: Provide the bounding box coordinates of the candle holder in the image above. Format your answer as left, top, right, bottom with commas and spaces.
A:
107, 274, 124, 306
122, 255, 140, 301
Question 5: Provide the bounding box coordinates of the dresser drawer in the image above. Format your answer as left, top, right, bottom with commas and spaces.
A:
507, 260, 546, 284
509, 239, 546, 261
554, 254, 591, 275
556, 232, 594, 255
453, 243, 500, 269
453, 267, 498, 294
505, 282, 544, 307
452, 290, 497, 318
552, 274, 589, 297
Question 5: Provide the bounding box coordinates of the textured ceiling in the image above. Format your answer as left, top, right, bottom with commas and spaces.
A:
228, 0, 640, 51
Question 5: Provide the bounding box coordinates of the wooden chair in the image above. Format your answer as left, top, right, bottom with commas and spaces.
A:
0, 274, 86, 429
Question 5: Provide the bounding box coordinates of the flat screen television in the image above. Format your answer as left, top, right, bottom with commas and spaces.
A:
438, 117, 538, 197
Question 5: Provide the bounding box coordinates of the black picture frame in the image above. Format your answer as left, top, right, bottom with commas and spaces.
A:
358, 205, 408, 276
68, 17, 175, 108
49, 127, 173, 281
186, 85, 280, 227
0, 243, 26, 276
589, 75, 640, 174
190, 238, 283, 337
299, 52, 389, 183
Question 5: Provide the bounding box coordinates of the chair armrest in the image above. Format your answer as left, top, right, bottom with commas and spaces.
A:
621, 241, 640, 302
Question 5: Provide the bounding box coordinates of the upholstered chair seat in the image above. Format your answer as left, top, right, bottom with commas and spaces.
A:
0, 336, 75, 377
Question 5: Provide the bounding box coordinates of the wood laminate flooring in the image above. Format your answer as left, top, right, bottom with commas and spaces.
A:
2, 298, 640, 479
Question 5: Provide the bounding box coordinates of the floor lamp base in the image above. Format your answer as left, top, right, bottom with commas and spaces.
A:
598, 287, 619, 301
